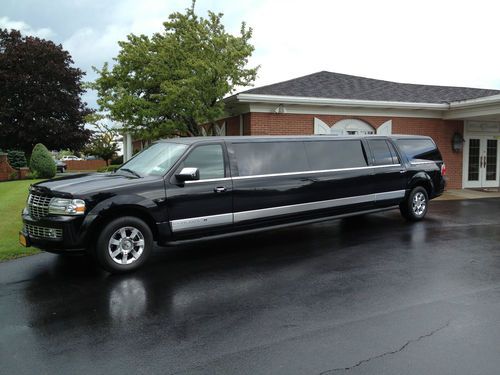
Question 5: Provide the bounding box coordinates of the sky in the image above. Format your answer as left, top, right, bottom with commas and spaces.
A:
2, 0, 500, 109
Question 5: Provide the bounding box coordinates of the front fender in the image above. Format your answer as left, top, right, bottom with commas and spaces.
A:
79, 194, 167, 245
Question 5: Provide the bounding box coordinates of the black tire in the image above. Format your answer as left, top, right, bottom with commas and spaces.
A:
95, 216, 153, 273
61, 167, 66, 173
399, 186, 429, 221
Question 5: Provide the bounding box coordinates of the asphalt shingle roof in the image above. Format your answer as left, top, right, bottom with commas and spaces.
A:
240, 71, 500, 104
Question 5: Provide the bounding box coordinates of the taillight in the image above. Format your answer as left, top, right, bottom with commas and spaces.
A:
441, 163, 446, 176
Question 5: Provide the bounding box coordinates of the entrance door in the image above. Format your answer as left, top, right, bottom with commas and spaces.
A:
464, 136, 499, 188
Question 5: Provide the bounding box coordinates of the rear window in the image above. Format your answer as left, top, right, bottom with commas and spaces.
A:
367, 139, 399, 166
233, 142, 309, 176
304, 140, 367, 170
396, 139, 442, 161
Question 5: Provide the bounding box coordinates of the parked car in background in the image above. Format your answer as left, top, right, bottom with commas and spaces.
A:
61, 155, 82, 161
54, 159, 67, 173
20, 135, 446, 273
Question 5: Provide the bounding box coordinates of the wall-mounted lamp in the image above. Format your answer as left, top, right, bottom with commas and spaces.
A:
452, 132, 464, 152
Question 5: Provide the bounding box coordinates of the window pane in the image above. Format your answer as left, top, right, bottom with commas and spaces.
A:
368, 139, 395, 165
387, 141, 400, 164
304, 140, 367, 169
395, 139, 442, 161
233, 142, 309, 176
181, 144, 225, 180
468, 139, 480, 181
486, 139, 497, 181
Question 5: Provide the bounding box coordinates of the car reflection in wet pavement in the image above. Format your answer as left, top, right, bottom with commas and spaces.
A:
2, 198, 500, 375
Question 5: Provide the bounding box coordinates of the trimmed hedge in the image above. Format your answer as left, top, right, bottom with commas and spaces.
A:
30, 144, 56, 179
7, 150, 27, 168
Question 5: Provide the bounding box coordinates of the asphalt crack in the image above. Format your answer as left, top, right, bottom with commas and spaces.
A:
319, 320, 452, 374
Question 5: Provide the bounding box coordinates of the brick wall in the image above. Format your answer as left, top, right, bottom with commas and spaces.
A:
241, 112, 463, 189
65, 160, 107, 171
0, 153, 17, 181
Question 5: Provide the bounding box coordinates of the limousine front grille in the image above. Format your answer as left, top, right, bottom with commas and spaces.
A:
28, 194, 52, 219
24, 224, 62, 240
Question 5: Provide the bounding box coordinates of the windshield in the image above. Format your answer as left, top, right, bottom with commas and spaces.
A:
117, 142, 188, 177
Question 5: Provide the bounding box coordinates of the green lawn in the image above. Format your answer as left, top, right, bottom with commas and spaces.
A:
0, 179, 42, 261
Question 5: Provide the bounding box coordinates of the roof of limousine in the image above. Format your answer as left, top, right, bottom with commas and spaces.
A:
157, 134, 432, 144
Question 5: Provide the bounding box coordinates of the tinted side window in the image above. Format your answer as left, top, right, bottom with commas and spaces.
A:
387, 141, 401, 164
368, 139, 395, 165
304, 140, 367, 169
395, 139, 442, 161
180, 144, 225, 180
233, 142, 309, 176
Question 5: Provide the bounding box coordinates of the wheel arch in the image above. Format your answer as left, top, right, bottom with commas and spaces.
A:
408, 172, 434, 198
85, 205, 159, 246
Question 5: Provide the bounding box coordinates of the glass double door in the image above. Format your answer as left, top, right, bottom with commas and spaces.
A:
465, 136, 499, 188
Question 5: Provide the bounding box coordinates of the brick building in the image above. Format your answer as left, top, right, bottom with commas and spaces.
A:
125, 71, 500, 189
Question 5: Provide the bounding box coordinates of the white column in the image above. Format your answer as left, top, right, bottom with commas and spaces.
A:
123, 133, 133, 162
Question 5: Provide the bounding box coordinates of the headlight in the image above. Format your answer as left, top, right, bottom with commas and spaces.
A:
48, 198, 86, 216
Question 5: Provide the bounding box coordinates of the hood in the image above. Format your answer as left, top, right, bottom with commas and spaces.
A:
31, 172, 160, 197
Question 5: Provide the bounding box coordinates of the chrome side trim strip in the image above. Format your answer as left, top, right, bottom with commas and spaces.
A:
375, 190, 406, 201
233, 193, 376, 223
410, 161, 435, 165
185, 177, 232, 184
169, 190, 407, 231
232, 190, 405, 223
170, 213, 233, 232
232, 164, 401, 180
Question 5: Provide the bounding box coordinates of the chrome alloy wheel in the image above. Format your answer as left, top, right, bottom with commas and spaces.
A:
412, 192, 427, 216
108, 226, 145, 265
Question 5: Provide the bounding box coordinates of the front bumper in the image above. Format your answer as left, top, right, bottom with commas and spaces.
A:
21, 210, 87, 253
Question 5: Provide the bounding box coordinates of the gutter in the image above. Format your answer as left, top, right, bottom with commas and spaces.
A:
235, 93, 448, 110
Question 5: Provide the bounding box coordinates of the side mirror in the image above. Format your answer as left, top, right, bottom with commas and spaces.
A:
176, 167, 200, 182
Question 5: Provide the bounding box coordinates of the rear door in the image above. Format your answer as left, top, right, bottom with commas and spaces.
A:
302, 139, 374, 213
366, 138, 407, 207
229, 140, 315, 228
165, 142, 233, 238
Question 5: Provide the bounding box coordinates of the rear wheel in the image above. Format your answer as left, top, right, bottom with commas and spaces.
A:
95, 216, 153, 273
400, 186, 429, 221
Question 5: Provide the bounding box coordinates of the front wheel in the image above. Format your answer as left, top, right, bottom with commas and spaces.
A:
95, 216, 153, 273
400, 187, 429, 221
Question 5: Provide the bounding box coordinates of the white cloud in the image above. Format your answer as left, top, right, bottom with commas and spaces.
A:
243, 0, 500, 89
0, 16, 55, 39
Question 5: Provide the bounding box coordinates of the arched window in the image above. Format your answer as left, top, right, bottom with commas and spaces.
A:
314, 118, 376, 136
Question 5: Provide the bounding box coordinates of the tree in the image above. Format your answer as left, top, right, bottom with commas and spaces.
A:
0, 29, 92, 154
84, 114, 119, 165
91, 1, 258, 139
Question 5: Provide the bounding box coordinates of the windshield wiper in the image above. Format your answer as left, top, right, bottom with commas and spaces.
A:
119, 168, 142, 178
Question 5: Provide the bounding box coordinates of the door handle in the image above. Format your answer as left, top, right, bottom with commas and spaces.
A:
399, 170, 406, 174
214, 186, 227, 193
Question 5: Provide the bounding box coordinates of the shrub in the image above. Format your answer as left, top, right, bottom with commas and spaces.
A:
30, 144, 56, 178
7, 150, 27, 168
110, 155, 123, 165
97, 165, 120, 173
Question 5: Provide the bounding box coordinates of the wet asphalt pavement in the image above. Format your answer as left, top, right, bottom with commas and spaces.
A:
1, 198, 500, 375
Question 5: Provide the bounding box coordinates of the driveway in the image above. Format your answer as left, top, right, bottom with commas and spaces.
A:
1, 198, 500, 375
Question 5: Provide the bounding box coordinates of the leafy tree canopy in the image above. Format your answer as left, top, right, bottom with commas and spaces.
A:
83, 114, 119, 165
0, 29, 92, 154
91, 1, 258, 138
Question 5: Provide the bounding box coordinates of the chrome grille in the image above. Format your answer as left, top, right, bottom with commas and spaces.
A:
24, 224, 63, 240
28, 194, 52, 219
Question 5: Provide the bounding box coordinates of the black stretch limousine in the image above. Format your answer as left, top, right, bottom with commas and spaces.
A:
20, 135, 446, 272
